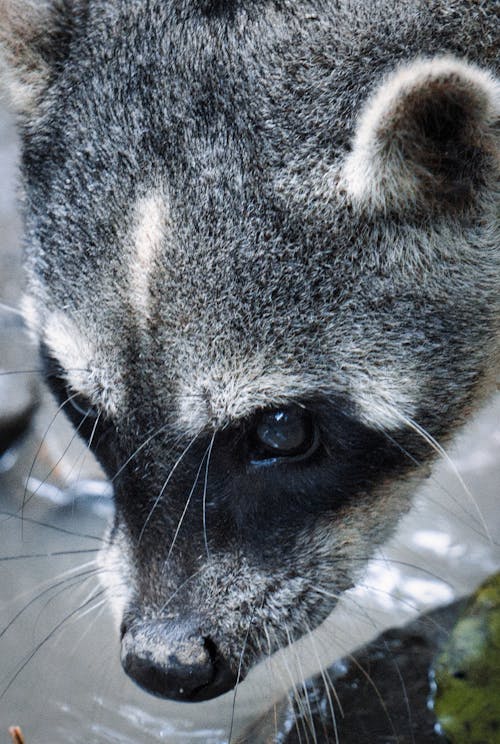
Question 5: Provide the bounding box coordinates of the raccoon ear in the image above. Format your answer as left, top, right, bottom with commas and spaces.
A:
342, 57, 500, 214
0, 0, 79, 114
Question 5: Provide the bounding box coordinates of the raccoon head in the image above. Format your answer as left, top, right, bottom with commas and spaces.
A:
2, 1, 499, 703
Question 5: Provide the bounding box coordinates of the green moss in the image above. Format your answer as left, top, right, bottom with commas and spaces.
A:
433, 572, 500, 744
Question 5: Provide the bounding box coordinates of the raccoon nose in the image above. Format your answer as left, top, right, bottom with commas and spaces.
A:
120, 619, 237, 702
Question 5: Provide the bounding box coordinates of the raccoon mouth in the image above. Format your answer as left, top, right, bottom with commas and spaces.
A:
120, 619, 240, 702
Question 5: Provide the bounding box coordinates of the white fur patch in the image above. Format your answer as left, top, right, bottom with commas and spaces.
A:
43, 311, 119, 417
44, 312, 94, 387
178, 355, 415, 435
178, 360, 417, 436
98, 526, 136, 630
177, 357, 320, 435
129, 190, 167, 322
349, 370, 417, 430
341, 56, 500, 211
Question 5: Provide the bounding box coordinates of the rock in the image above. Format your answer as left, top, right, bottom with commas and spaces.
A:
246, 600, 468, 744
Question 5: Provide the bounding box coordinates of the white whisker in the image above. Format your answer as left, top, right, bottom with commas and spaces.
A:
0, 301, 24, 318
287, 627, 318, 744
305, 621, 341, 744
202, 429, 216, 558
137, 430, 201, 545
110, 424, 181, 484
396, 412, 492, 542
166, 448, 210, 563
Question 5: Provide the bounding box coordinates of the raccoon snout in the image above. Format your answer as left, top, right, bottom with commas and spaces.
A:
120, 617, 238, 702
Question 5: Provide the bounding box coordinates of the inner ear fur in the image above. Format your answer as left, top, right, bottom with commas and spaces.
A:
342, 57, 500, 215
0, 0, 78, 114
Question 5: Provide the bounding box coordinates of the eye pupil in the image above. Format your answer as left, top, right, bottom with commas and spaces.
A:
254, 407, 314, 460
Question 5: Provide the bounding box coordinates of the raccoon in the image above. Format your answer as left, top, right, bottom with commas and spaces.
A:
0, 0, 498, 709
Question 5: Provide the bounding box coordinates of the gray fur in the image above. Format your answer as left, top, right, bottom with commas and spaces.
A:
1, 0, 499, 699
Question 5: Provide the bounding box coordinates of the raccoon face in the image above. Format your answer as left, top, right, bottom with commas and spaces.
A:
2, 1, 499, 703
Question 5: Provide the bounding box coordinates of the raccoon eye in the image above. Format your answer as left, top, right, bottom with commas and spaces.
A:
251, 407, 318, 463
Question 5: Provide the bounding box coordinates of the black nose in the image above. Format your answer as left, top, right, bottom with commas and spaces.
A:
121, 619, 238, 702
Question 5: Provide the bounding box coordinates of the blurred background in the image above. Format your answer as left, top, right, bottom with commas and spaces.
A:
0, 98, 499, 743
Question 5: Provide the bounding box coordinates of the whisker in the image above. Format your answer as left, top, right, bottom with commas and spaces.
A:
110, 424, 181, 484
267, 625, 308, 744
71, 410, 102, 484
5, 558, 98, 607
19, 391, 87, 522
330, 554, 458, 585
253, 634, 277, 735
0, 588, 106, 701
313, 583, 414, 621
346, 652, 398, 740
74, 599, 108, 651
63, 582, 107, 626
0, 368, 43, 377
158, 567, 205, 613
227, 605, 256, 744
352, 581, 454, 634
202, 429, 216, 558
382, 637, 416, 744
261, 622, 295, 710
0, 548, 100, 562
382, 427, 495, 542
382, 429, 421, 467
0, 366, 91, 378
166, 448, 210, 563
31, 570, 102, 637
0, 301, 25, 318
72, 596, 108, 624
138, 430, 201, 545
287, 627, 318, 744
0, 565, 99, 642
397, 412, 492, 542
313, 586, 386, 637
305, 620, 341, 744
0, 509, 104, 541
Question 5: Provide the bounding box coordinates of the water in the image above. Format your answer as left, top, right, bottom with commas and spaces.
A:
1, 100, 499, 743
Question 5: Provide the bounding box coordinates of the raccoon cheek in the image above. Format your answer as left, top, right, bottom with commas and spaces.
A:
341, 55, 500, 215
